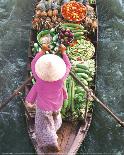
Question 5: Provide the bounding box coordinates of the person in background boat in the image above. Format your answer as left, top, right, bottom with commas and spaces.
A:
25, 43, 71, 153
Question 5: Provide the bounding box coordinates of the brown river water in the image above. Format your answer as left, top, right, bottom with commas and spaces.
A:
0, 0, 124, 154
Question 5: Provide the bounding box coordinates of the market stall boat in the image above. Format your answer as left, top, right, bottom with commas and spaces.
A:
24, 0, 98, 154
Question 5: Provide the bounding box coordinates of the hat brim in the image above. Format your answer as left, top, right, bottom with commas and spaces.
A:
35, 54, 66, 82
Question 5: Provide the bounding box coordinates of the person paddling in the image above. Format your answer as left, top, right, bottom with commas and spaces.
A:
25, 44, 71, 153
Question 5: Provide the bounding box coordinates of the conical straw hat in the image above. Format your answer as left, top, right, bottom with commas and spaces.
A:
35, 54, 66, 82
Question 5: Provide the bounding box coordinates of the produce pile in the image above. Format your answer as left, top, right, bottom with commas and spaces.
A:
32, 0, 63, 31
61, 1, 86, 21
32, 0, 97, 32
31, 0, 97, 121
67, 39, 95, 61
61, 60, 95, 121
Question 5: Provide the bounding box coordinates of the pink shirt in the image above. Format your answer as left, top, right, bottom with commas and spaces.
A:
25, 52, 71, 112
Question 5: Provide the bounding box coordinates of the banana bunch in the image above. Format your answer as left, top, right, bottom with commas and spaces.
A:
73, 63, 94, 86
61, 61, 95, 121
61, 76, 75, 120
61, 75, 93, 121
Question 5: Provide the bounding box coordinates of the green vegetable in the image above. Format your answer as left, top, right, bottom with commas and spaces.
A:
72, 29, 84, 33
71, 80, 75, 112
38, 30, 49, 36
74, 68, 84, 73
62, 100, 68, 115
80, 78, 88, 86
62, 23, 84, 30
74, 32, 84, 38
75, 87, 83, 92
34, 43, 39, 51
37, 30, 50, 44
77, 73, 89, 80
53, 34, 58, 42
75, 68, 90, 75
68, 78, 72, 109
89, 0, 95, 4
87, 77, 93, 82
76, 64, 89, 70
50, 28, 56, 36
32, 43, 41, 54
68, 39, 95, 60
60, 26, 76, 31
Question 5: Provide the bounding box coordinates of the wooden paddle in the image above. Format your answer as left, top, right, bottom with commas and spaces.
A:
0, 76, 33, 110
70, 71, 124, 128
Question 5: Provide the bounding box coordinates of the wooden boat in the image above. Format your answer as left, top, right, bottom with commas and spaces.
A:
24, 0, 98, 154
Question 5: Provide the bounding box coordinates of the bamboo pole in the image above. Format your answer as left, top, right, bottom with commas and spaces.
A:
1, 71, 124, 128
0, 76, 33, 110
70, 71, 124, 128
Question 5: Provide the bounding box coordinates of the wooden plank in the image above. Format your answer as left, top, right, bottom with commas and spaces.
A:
57, 122, 73, 153
68, 116, 92, 155
64, 125, 77, 152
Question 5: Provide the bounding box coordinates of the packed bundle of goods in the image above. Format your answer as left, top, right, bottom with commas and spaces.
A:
31, 0, 97, 121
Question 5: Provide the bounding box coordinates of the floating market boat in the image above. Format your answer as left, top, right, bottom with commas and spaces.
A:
24, 0, 98, 154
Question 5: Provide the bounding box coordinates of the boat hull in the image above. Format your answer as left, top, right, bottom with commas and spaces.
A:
24, 0, 98, 154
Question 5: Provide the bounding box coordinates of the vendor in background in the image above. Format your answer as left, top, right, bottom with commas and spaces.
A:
25, 44, 71, 153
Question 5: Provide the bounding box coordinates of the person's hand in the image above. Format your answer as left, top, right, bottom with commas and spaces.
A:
59, 44, 66, 54
25, 101, 36, 110
42, 44, 50, 52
